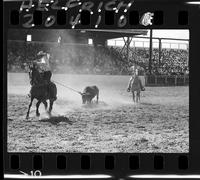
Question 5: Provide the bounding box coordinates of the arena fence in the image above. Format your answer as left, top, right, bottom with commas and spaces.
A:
145, 75, 189, 86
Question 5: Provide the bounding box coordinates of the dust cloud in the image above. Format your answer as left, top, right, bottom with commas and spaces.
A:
53, 81, 133, 115
50, 73, 134, 115
43, 29, 96, 74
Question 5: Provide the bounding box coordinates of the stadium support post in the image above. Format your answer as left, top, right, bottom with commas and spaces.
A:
25, 36, 28, 66
175, 76, 177, 86
158, 38, 162, 68
127, 37, 130, 65
149, 29, 153, 74
121, 37, 132, 66
25, 40, 27, 65
93, 43, 97, 68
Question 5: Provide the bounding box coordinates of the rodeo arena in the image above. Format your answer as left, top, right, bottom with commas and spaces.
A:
7, 29, 189, 153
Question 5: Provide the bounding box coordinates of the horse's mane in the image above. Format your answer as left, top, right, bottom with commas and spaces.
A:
29, 64, 43, 86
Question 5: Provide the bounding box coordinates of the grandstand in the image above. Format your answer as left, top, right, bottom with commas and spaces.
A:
7, 29, 189, 86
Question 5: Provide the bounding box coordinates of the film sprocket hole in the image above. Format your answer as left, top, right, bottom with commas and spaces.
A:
3, 0, 200, 179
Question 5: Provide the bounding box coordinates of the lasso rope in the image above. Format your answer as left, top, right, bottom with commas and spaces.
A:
52, 80, 82, 95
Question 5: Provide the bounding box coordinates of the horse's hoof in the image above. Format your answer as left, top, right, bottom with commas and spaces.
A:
26, 116, 29, 120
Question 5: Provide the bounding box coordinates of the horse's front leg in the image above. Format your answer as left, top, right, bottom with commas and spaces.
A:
136, 92, 138, 103
42, 101, 48, 112
138, 92, 141, 102
136, 91, 141, 103
48, 99, 54, 117
138, 92, 140, 101
36, 100, 41, 117
26, 97, 34, 119
132, 91, 135, 102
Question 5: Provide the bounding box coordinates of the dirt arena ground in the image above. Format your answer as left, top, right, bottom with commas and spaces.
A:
7, 73, 189, 153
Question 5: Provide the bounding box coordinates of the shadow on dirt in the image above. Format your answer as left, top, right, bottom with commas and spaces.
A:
40, 116, 73, 125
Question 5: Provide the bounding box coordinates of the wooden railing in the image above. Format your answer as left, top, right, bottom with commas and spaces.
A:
145, 75, 189, 86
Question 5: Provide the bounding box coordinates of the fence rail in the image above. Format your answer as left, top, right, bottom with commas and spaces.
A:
145, 75, 189, 86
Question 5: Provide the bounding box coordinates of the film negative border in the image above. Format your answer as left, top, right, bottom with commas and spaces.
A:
6, 0, 191, 29
5, 153, 191, 176
9, 9, 189, 27
9, 9, 190, 27
3, 0, 200, 178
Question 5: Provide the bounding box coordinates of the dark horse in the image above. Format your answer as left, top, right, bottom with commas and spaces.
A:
26, 64, 57, 119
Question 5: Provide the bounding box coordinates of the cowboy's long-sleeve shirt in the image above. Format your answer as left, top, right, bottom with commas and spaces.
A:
36, 56, 51, 72
127, 75, 143, 90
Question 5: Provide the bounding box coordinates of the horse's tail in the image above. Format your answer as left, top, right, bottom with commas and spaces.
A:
49, 82, 57, 101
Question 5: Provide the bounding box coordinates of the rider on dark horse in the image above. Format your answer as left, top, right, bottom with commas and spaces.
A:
26, 51, 57, 119
34, 51, 52, 84
28, 51, 52, 96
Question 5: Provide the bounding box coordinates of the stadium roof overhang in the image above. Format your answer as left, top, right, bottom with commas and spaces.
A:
76, 29, 148, 40
7, 29, 148, 43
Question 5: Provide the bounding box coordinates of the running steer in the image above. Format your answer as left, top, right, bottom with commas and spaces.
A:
81, 86, 99, 104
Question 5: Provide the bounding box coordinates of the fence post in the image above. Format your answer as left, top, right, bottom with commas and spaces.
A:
145, 76, 147, 86
165, 76, 167, 86
149, 29, 153, 74
175, 76, 177, 86
155, 75, 157, 86
184, 75, 186, 85
158, 39, 162, 67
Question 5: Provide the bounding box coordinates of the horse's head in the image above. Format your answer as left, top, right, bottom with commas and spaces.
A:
28, 63, 41, 85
